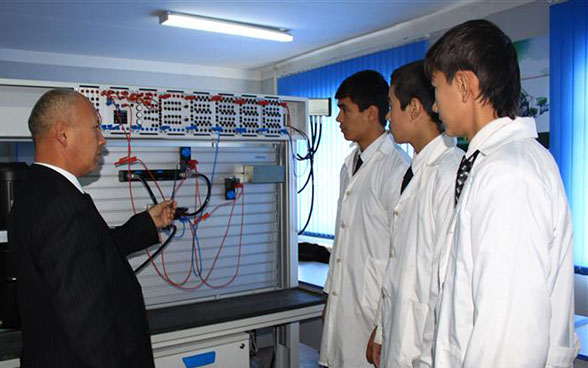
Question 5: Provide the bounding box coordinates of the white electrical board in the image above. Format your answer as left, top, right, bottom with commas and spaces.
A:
0, 79, 308, 140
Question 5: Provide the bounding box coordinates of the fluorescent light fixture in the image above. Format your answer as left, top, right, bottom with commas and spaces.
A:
160, 12, 293, 42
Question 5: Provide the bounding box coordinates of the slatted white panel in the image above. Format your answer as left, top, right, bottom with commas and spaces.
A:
80, 142, 282, 308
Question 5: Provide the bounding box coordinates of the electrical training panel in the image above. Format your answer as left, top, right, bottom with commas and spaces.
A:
0, 79, 305, 307
77, 86, 295, 139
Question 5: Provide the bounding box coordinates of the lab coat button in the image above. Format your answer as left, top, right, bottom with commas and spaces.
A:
336, 257, 342, 263
346, 190, 351, 196
340, 222, 346, 229
393, 210, 400, 216
331, 291, 338, 296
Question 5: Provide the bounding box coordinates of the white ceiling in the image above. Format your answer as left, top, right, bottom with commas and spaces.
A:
0, 0, 472, 71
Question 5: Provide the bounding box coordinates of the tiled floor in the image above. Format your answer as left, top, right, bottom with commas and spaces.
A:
577, 315, 588, 367
251, 343, 319, 368
300, 343, 321, 368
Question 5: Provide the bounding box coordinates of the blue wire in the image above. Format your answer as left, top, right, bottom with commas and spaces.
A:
174, 218, 186, 238
189, 219, 204, 276
188, 221, 200, 277
189, 132, 220, 277
209, 132, 221, 184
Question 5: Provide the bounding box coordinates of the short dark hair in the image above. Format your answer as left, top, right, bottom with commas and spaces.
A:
424, 19, 520, 119
390, 60, 442, 131
28, 88, 81, 141
335, 70, 389, 127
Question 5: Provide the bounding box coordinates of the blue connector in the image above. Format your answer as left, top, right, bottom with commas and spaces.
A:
160, 125, 171, 131
181, 147, 191, 157
210, 126, 224, 133
256, 128, 269, 133
280, 128, 289, 135
235, 127, 247, 134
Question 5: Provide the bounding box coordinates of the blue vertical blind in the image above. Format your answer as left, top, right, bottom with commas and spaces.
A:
550, 0, 588, 269
278, 41, 427, 238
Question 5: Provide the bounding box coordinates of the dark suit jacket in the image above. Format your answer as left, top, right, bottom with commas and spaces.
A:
8, 164, 159, 368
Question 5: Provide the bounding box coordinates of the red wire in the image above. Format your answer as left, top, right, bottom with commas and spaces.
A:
118, 103, 136, 214
112, 97, 245, 291
206, 185, 245, 289
159, 239, 196, 287
198, 186, 245, 288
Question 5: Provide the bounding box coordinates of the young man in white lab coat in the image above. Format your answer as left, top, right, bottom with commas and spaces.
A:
425, 19, 580, 367
365, 60, 463, 368
319, 70, 410, 368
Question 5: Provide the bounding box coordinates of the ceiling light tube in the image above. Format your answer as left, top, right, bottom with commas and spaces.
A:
160, 12, 293, 42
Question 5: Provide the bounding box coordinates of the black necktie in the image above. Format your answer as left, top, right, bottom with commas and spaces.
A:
353, 155, 363, 176
400, 166, 413, 194
455, 150, 481, 206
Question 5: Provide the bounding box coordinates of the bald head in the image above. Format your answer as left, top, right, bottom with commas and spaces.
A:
30, 89, 106, 177
28, 89, 85, 142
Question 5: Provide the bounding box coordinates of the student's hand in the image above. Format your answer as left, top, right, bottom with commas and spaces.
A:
148, 200, 177, 228
366, 327, 376, 364
372, 342, 381, 367
366, 327, 382, 367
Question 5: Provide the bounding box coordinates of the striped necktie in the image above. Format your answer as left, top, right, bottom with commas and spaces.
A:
455, 150, 480, 206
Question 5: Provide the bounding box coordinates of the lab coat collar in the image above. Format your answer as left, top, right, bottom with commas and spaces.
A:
466, 116, 537, 158
344, 132, 391, 174
411, 133, 457, 174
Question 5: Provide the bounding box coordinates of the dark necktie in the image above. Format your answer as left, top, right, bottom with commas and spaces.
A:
455, 150, 481, 206
353, 155, 363, 176
400, 166, 413, 194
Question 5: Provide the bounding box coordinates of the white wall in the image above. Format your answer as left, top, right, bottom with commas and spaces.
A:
0, 47, 263, 94
0, 60, 262, 93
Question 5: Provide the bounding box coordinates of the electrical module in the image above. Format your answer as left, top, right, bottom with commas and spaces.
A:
77, 85, 293, 139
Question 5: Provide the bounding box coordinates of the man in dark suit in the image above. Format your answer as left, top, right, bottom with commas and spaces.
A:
8, 89, 175, 367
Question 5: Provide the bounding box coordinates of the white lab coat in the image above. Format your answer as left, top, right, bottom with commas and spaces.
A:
320, 132, 410, 368
373, 134, 463, 368
434, 117, 580, 368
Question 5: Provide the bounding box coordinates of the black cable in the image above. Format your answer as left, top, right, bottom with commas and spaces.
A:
297, 159, 313, 194
171, 163, 179, 202
297, 118, 323, 194
182, 173, 211, 217
131, 173, 177, 274
135, 174, 158, 204
313, 118, 323, 153
298, 161, 314, 235
134, 225, 177, 274
285, 115, 323, 235
297, 115, 321, 235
